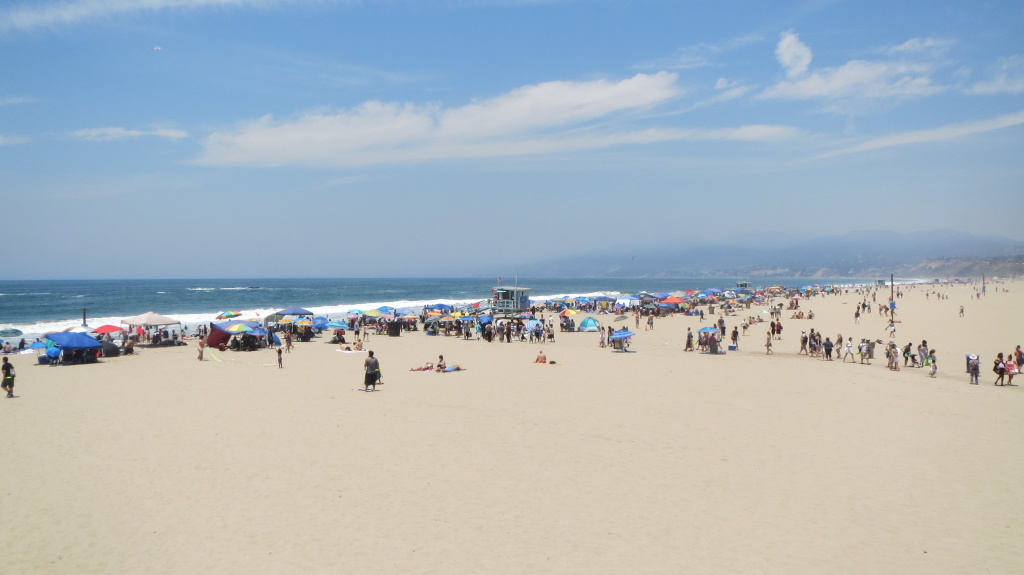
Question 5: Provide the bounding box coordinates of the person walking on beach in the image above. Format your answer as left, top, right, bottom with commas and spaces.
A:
859, 340, 870, 364
823, 337, 834, 361
770, 321, 777, 340
685, 328, 694, 352
991, 349, 1007, 384
363, 350, 380, 391
197, 338, 205, 361
284, 331, 293, 353
842, 340, 855, 362
968, 355, 980, 384
2, 357, 15, 398
765, 331, 773, 355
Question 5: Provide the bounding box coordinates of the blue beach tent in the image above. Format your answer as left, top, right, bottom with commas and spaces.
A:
578, 317, 601, 332
45, 332, 102, 350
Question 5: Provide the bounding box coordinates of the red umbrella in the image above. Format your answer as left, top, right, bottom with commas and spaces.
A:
92, 325, 124, 334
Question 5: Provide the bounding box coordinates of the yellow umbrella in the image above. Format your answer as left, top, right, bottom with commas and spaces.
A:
362, 309, 383, 317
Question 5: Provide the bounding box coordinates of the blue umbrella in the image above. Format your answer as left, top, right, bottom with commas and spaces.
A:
609, 330, 634, 340
698, 326, 720, 333
312, 317, 329, 329
525, 319, 543, 331
29, 341, 48, 349
326, 320, 349, 329
477, 315, 493, 325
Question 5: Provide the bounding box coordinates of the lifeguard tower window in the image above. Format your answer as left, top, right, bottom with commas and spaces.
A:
876, 280, 888, 286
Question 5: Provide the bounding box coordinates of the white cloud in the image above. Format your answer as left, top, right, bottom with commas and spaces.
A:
197, 73, 795, 167
762, 32, 949, 105
968, 55, 1024, 95
0, 96, 38, 106
886, 37, 954, 56
775, 31, 812, 79
816, 110, 1024, 158
0, 134, 29, 146
763, 59, 944, 100
0, 0, 292, 31
70, 127, 189, 141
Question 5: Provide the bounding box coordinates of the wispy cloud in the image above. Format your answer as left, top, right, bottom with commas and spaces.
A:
815, 110, 1024, 158
0, 134, 30, 146
70, 126, 189, 141
0, 96, 39, 106
197, 72, 796, 167
762, 32, 947, 103
638, 34, 763, 71
968, 55, 1024, 95
0, 0, 297, 31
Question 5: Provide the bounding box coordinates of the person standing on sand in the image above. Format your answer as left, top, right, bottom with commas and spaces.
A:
1004, 353, 1017, 386
731, 326, 739, 350
197, 338, 205, 361
993, 353, 1006, 386
284, 331, 293, 353
2, 357, 15, 398
363, 350, 380, 391
685, 328, 694, 352
859, 340, 870, 364
968, 355, 980, 384
928, 350, 938, 378
277, 348, 283, 369
765, 331, 773, 354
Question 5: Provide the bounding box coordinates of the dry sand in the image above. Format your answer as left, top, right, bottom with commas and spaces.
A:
2, 281, 1021, 574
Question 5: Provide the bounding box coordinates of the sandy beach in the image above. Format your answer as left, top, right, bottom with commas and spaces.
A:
2, 281, 1021, 574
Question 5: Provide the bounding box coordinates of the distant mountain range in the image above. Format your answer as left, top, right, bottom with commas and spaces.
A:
503, 230, 1024, 279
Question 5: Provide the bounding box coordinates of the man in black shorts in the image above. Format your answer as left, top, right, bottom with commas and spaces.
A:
363, 350, 380, 391
2, 357, 15, 398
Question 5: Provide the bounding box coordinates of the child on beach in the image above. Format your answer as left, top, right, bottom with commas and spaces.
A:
277, 348, 283, 368
928, 350, 937, 378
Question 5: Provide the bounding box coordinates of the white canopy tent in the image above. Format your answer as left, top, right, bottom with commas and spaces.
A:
120, 311, 181, 327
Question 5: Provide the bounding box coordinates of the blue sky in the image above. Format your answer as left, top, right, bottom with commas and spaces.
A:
2, 0, 1022, 279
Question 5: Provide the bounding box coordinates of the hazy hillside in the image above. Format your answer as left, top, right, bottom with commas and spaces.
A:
498, 230, 1024, 279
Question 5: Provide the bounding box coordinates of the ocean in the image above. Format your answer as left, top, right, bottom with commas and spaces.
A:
0, 277, 870, 340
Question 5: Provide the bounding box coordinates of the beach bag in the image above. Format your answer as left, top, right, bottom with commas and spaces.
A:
969, 359, 979, 371
994, 362, 1004, 374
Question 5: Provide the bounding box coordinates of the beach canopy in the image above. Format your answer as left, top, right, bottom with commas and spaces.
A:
46, 331, 102, 350
120, 311, 181, 327
578, 317, 601, 332
275, 306, 314, 316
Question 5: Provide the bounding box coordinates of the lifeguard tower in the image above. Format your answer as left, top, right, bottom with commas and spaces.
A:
736, 281, 752, 289
482, 286, 532, 316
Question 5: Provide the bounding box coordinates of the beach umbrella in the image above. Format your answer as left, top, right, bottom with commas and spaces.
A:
312, 317, 329, 329
439, 315, 456, 321
348, 309, 363, 315
215, 311, 242, 320
294, 319, 312, 326
92, 325, 123, 334
525, 319, 543, 331
249, 328, 268, 336
326, 320, 349, 329
0, 328, 24, 338
609, 330, 634, 340
698, 326, 719, 333
224, 324, 253, 333
377, 306, 395, 314
29, 342, 47, 349
477, 315, 493, 325
362, 309, 383, 318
